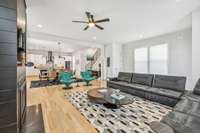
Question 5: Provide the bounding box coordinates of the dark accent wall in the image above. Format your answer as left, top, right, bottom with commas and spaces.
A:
0, 0, 26, 133
0, 1, 17, 132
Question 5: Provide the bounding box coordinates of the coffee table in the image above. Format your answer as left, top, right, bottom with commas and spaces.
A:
87, 88, 134, 108
87, 88, 111, 104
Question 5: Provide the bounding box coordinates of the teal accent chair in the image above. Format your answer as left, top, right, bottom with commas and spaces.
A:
81, 71, 95, 86
59, 72, 75, 89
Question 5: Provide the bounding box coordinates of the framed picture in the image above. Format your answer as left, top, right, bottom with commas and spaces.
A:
107, 57, 110, 67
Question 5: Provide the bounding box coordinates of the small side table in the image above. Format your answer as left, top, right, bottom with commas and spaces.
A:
74, 78, 83, 87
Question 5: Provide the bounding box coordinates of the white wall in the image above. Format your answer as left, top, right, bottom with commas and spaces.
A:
92, 56, 101, 71
105, 44, 113, 77
123, 29, 192, 89
112, 43, 123, 77
105, 43, 123, 78
73, 50, 87, 77
192, 7, 200, 87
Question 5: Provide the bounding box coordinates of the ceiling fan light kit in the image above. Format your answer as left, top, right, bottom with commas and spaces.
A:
88, 22, 95, 27
72, 11, 110, 31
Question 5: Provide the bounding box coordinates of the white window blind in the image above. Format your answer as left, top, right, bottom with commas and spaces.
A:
134, 44, 168, 74
134, 47, 148, 73
150, 44, 168, 74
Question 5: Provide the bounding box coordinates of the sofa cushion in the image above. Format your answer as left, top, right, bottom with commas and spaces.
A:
125, 83, 149, 98
131, 73, 154, 86
153, 75, 186, 92
182, 93, 200, 102
117, 72, 132, 83
108, 81, 149, 91
175, 126, 200, 133
174, 99, 200, 117
182, 115, 200, 130
113, 81, 130, 87
107, 81, 128, 92
147, 87, 182, 99
144, 92, 179, 107
107, 81, 149, 98
161, 111, 188, 129
162, 111, 200, 130
126, 83, 150, 91
107, 80, 129, 87
193, 78, 200, 95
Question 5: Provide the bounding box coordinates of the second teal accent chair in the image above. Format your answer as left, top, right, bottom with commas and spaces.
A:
59, 72, 75, 89
81, 71, 95, 86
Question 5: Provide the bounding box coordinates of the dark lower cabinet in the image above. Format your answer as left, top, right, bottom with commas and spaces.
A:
0, 90, 16, 102
0, 0, 27, 133
0, 100, 16, 117
0, 123, 18, 133
17, 67, 27, 129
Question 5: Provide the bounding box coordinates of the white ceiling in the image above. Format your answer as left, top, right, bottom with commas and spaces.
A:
27, 38, 87, 53
26, 0, 200, 45
27, 31, 102, 53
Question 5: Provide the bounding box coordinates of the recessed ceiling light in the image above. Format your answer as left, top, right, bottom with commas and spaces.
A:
93, 36, 97, 40
176, 0, 182, 2
139, 35, 144, 39
37, 24, 43, 28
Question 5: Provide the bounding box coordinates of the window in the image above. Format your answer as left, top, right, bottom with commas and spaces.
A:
134, 47, 148, 73
134, 44, 168, 74
150, 44, 168, 74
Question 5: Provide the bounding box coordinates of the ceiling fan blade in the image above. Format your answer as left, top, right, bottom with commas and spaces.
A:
83, 25, 89, 31
86, 12, 91, 22
91, 15, 94, 22
95, 18, 110, 23
72, 20, 88, 23
95, 24, 104, 30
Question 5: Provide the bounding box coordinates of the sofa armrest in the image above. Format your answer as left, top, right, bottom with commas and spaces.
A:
109, 77, 118, 81
150, 121, 174, 133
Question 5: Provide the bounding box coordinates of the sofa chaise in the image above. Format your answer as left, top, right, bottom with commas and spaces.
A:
150, 78, 200, 133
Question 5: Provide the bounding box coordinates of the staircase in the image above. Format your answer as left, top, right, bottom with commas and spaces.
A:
86, 48, 101, 70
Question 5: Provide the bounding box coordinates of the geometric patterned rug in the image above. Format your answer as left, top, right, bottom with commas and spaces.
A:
65, 91, 172, 133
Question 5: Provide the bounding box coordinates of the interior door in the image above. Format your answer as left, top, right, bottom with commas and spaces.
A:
65, 61, 71, 70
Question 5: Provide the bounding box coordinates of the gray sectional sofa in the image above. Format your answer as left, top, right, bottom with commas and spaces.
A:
107, 72, 186, 107
150, 79, 200, 133
107, 72, 200, 133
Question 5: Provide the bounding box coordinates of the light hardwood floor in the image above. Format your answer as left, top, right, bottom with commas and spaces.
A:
27, 77, 106, 133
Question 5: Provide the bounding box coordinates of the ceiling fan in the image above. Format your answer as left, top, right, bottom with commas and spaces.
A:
72, 12, 110, 31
